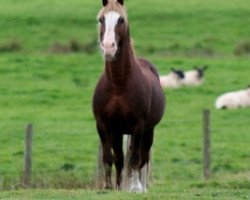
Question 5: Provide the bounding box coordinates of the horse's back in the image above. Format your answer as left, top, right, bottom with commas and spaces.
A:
137, 58, 160, 79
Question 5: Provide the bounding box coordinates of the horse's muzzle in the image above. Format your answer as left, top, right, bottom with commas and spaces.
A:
101, 41, 118, 61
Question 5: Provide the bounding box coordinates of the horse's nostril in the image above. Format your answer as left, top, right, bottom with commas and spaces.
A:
111, 42, 115, 47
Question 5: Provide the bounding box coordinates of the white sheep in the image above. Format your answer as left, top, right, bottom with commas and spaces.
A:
160, 68, 185, 89
183, 66, 208, 86
215, 86, 250, 109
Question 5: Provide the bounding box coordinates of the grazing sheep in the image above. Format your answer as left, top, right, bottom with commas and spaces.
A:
183, 66, 208, 86
215, 86, 250, 109
160, 68, 185, 89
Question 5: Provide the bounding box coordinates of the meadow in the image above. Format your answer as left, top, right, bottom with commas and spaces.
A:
0, 0, 249, 199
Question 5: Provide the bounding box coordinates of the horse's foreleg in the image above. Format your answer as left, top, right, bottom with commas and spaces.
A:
139, 128, 154, 193
130, 123, 144, 193
97, 123, 113, 189
112, 133, 124, 190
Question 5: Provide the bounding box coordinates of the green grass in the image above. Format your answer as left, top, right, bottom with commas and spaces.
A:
0, 187, 249, 200
0, 0, 250, 199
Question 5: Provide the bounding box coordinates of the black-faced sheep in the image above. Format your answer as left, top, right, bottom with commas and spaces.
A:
160, 68, 185, 89
183, 66, 208, 86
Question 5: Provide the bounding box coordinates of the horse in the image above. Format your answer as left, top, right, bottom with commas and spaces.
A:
92, 0, 166, 192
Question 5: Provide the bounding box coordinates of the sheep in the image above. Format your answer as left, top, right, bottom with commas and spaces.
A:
215, 86, 250, 109
183, 66, 208, 86
160, 68, 185, 89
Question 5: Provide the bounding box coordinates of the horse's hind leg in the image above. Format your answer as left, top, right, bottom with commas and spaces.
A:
122, 135, 132, 191
139, 163, 148, 193
97, 123, 113, 189
140, 128, 153, 168
112, 133, 124, 190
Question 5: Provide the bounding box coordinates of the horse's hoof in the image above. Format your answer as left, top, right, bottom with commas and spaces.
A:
130, 183, 143, 193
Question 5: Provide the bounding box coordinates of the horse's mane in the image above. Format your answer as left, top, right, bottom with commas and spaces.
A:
97, 0, 128, 25
130, 37, 136, 57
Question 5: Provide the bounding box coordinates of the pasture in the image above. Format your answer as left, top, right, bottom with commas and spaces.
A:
0, 0, 249, 199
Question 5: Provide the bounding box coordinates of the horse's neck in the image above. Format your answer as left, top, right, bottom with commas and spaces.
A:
105, 38, 137, 88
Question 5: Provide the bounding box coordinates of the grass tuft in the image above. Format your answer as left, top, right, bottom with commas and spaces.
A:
49, 39, 96, 54
234, 41, 250, 56
0, 40, 21, 53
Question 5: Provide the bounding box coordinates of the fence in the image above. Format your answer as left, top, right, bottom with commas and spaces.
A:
17, 109, 211, 189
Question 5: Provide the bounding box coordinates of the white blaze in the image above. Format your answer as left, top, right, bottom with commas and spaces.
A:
104, 11, 120, 43
101, 11, 120, 59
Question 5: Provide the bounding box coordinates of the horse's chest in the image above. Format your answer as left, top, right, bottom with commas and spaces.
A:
102, 96, 138, 132
104, 96, 131, 120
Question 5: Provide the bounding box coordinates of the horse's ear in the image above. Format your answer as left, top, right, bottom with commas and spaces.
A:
102, 0, 108, 6
117, 0, 124, 5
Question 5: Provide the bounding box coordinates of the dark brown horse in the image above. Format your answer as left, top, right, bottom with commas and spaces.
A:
92, 0, 165, 192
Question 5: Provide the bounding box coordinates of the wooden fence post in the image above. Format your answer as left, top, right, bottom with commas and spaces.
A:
203, 109, 211, 180
23, 123, 33, 187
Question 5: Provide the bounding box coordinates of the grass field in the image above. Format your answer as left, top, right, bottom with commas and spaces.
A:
0, 0, 250, 199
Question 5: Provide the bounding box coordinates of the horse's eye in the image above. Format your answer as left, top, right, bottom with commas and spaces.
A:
118, 17, 124, 24
99, 16, 105, 24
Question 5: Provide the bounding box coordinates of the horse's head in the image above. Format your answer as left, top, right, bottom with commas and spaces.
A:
97, 0, 128, 61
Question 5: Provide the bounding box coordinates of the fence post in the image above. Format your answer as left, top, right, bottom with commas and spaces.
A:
203, 109, 211, 180
23, 123, 33, 187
